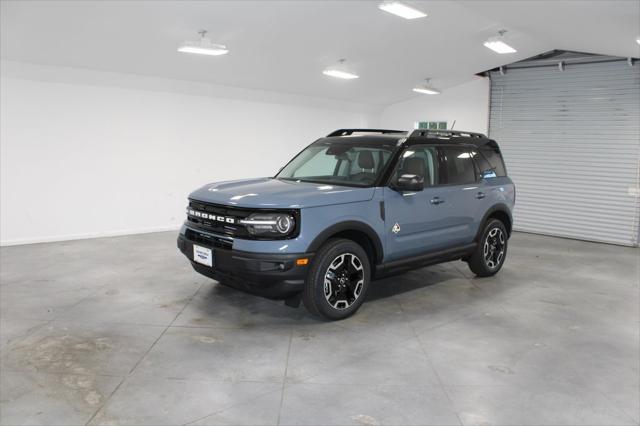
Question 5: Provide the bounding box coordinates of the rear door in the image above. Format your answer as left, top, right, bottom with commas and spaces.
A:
436, 146, 483, 245
383, 145, 454, 261
471, 147, 502, 218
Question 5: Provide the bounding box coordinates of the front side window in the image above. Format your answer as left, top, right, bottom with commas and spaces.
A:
439, 146, 476, 185
391, 146, 439, 187
276, 140, 396, 187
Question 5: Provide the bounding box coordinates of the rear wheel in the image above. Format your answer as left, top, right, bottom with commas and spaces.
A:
468, 219, 508, 277
303, 238, 370, 320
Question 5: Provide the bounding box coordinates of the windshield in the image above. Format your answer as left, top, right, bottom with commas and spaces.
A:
276, 141, 397, 187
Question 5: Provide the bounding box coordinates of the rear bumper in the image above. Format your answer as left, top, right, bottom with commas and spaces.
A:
177, 232, 311, 299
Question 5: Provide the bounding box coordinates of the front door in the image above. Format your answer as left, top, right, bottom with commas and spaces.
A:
383, 145, 455, 261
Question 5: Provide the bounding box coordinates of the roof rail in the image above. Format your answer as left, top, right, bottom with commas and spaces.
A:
408, 129, 487, 139
327, 128, 407, 137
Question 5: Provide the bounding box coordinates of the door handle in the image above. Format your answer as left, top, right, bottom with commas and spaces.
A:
430, 197, 444, 205
476, 192, 486, 199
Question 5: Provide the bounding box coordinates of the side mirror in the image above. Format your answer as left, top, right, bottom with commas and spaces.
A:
393, 174, 424, 192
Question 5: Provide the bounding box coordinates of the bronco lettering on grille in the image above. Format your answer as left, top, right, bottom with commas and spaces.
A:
187, 209, 236, 225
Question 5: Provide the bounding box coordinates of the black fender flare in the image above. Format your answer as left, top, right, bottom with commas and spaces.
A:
306, 221, 384, 264
475, 203, 513, 241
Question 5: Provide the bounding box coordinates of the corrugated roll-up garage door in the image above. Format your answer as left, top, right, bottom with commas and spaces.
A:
489, 59, 640, 246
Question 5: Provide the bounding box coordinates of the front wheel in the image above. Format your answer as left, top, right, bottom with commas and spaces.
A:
303, 238, 371, 320
467, 219, 508, 277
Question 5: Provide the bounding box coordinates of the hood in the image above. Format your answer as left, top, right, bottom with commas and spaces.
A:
189, 178, 375, 209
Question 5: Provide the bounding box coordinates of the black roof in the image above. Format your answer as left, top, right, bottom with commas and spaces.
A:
327, 129, 406, 137
321, 128, 498, 149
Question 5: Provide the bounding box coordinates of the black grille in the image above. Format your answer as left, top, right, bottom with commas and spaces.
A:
187, 200, 252, 238
186, 199, 301, 240
184, 228, 233, 249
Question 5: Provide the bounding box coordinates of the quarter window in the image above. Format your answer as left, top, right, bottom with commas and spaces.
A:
479, 146, 507, 177
472, 149, 494, 176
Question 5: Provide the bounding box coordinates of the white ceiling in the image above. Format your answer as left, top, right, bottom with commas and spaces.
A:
2, 0, 639, 105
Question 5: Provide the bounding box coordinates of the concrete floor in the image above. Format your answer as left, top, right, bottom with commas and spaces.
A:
0, 231, 638, 426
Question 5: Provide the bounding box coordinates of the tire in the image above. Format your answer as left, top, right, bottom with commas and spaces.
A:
303, 238, 371, 320
468, 219, 508, 277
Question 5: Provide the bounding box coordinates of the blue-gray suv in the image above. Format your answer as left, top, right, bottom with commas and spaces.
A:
178, 128, 515, 320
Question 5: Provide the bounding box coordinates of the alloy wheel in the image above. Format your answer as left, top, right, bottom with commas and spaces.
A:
483, 227, 506, 269
323, 253, 364, 310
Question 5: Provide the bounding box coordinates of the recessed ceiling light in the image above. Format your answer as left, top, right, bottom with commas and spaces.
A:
323, 69, 359, 79
413, 87, 440, 95
484, 30, 517, 54
323, 59, 359, 80
413, 78, 440, 95
178, 30, 228, 56
379, 1, 427, 19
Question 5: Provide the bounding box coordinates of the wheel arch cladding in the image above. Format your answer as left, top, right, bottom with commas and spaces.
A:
307, 221, 383, 266
478, 204, 512, 239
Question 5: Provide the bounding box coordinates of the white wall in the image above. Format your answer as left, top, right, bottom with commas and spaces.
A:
1, 63, 489, 246
379, 77, 490, 134
0, 61, 379, 245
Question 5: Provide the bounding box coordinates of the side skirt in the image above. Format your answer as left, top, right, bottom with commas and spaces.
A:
374, 243, 476, 279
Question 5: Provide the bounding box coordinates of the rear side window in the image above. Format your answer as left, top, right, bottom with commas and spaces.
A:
439, 147, 476, 185
479, 146, 507, 177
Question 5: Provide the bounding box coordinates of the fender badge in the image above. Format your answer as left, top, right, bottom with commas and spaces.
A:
392, 223, 401, 234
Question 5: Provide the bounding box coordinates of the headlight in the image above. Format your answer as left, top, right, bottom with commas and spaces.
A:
240, 213, 296, 237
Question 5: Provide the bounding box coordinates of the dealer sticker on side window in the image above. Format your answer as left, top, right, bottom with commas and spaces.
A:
193, 245, 213, 267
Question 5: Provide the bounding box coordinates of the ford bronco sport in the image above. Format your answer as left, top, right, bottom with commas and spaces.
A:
178, 129, 515, 320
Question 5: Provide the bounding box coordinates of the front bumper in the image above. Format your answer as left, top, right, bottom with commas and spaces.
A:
177, 230, 312, 299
